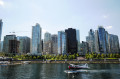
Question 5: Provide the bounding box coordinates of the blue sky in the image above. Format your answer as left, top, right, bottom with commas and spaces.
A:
0, 0, 120, 42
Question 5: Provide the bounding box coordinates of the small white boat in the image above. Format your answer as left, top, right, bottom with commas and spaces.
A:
68, 63, 89, 69
23, 61, 31, 64
0, 61, 10, 64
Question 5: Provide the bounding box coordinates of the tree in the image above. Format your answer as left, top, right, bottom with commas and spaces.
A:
29, 56, 32, 59
63, 55, 67, 59
72, 55, 76, 59
101, 53, 105, 58
89, 54, 93, 59
85, 53, 89, 59
68, 55, 72, 60
76, 53, 79, 57
56, 55, 59, 60
59, 55, 63, 60
33, 56, 36, 59
110, 53, 113, 58
97, 54, 101, 59
115, 53, 120, 58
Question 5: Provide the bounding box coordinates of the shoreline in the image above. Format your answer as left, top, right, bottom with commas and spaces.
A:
1, 60, 120, 65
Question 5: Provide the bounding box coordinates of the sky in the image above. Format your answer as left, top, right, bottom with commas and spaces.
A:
0, 0, 120, 42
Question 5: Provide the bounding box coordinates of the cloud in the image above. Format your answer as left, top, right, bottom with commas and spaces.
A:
105, 26, 112, 29
0, 0, 4, 6
103, 15, 109, 19
42, 29, 47, 33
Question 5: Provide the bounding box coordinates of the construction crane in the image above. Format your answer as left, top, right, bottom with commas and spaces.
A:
9, 31, 30, 35
9, 31, 16, 35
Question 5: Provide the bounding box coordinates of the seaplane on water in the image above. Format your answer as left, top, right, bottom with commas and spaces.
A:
64, 63, 90, 73
68, 63, 89, 69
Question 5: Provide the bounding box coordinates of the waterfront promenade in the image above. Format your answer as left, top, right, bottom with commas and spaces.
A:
0, 59, 119, 65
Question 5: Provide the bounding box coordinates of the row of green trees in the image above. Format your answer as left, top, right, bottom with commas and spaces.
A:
85, 53, 120, 59
0, 52, 120, 60
12, 53, 79, 60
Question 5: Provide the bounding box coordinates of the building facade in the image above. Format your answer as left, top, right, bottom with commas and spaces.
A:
9, 40, 20, 54
0, 19, 3, 41
94, 30, 100, 53
41, 39, 43, 53
43, 32, 52, 54
43, 41, 52, 55
65, 28, 77, 54
3, 35, 16, 53
0, 20, 3, 52
17, 36, 30, 54
98, 26, 107, 53
80, 41, 89, 55
87, 26, 120, 54
31, 23, 42, 55
105, 31, 109, 53
58, 31, 67, 55
108, 34, 119, 53
76, 30, 81, 53
86, 29, 95, 53
51, 34, 58, 55
0, 41, 3, 52
44, 32, 51, 42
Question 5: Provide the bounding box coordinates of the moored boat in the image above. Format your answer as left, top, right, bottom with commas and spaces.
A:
23, 61, 31, 64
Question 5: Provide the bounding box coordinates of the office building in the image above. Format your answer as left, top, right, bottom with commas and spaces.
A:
98, 26, 107, 53
86, 29, 95, 53
3, 35, 16, 53
41, 39, 43, 53
43, 32, 52, 54
51, 34, 58, 55
31, 23, 42, 55
65, 28, 77, 54
0, 19, 3, 41
76, 30, 81, 53
58, 31, 67, 54
44, 32, 51, 42
105, 31, 109, 53
0, 20, 3, 52
80, 41, 89, 55
17, 36, 30, 54
0, 41, 3, 52
108, 34, 119, 53
9, 40, 20, 54
43, 41, 52, 55
94, 30, 100, 53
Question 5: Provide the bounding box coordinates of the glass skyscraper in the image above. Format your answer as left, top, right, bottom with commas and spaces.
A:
44, 32, 51, 42
108, 34, 119, 53
95, 30, 100, 53
65, 28, 77, 54
0, 19, 3, 41
86, 29, 95, 53
58, 31, 66, 55
105, 31, 109, 53
17, 36, 30, 54
0, 20, 3, 52
51, 34, 58, 55
43, 32, 52, 54
3, 35, 16, 53
98, 26, 107, 53
32, 23, 42, 55
86, 26, 119, 54
80, 41, 89, 55
0, 41, 3, 52
76, 30, 80, 53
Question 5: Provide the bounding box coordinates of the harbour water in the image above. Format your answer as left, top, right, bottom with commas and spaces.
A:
0, 63, 120, 79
